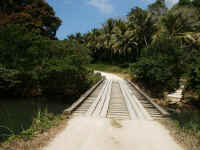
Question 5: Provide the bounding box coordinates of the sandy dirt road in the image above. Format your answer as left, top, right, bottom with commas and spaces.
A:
43, 72, 183, 150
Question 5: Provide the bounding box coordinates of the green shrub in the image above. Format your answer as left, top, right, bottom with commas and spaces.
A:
39, 58, 102, 101
47, 40, 92, 66
192, 0, 200, 8
0, 24, 50, 71
186, 56, 200, 98
36, 39, 98, 101
0, 66, 41, 97
0, 66, 20, 96
0, 106, 64, 142
178, 0, 192, 6
0, 24, 100, 99
130, 57, 180, 97
130, 33, 183, 97
118, 63, 129, 68
40, 60, 90, 101
14, 71, 41, 97
0, 24, 50, 97
172, 110, 200, 136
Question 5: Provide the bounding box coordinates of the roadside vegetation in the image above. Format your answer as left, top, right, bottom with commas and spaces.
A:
0, 0, 101, 145
87, 63, 129, 73
172, 111, 200, 136
0, 105, 68, 150
161, 110, 200, 150
0, 99, 68, 143
87, 62, 132, 80
1, 107, 65, 142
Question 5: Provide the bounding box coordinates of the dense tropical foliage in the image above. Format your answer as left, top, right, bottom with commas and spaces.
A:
0, 0, 101, 102
0, 0, 199, 103
68, 0, 200, 100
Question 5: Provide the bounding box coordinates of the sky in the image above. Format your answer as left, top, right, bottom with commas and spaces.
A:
46, 0, 179, 40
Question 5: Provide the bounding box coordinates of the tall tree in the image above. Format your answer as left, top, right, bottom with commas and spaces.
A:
148, 0, 168, 22
102, 18, 116, 59
128, 7, 157, 57
192, 0, 200, 8
178, 0, 192, 6
0, 0, 62, 39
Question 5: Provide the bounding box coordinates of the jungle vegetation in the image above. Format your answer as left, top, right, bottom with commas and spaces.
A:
69, 0, 200, 100
0, 0, 101, 101
0, 0, 101, 142
1, 0, 198, 102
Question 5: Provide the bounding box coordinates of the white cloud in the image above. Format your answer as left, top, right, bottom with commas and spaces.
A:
88, 0, 114, 14
166, 0, 179, 8
142, 0, 179, 8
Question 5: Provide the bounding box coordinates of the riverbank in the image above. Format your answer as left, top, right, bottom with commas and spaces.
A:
1, 113, 68, 150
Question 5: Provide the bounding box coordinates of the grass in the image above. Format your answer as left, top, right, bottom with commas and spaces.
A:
1, 108, 65, 145
160, 110, 200, 150
171, 110, 200, 137
0, 107, 67, 150
0, 99, 67, 145
87, 63, 132, 79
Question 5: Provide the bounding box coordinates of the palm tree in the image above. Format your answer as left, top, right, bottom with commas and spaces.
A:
161, 7, 200, 36
85, 28, 105, 60
128, 7, 157, 58
102, 18, 116, 59
148, 0, 168, 21
110, 19, 137, 60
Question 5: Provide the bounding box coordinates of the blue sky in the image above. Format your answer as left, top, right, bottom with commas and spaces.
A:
46, 0, 179, 39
